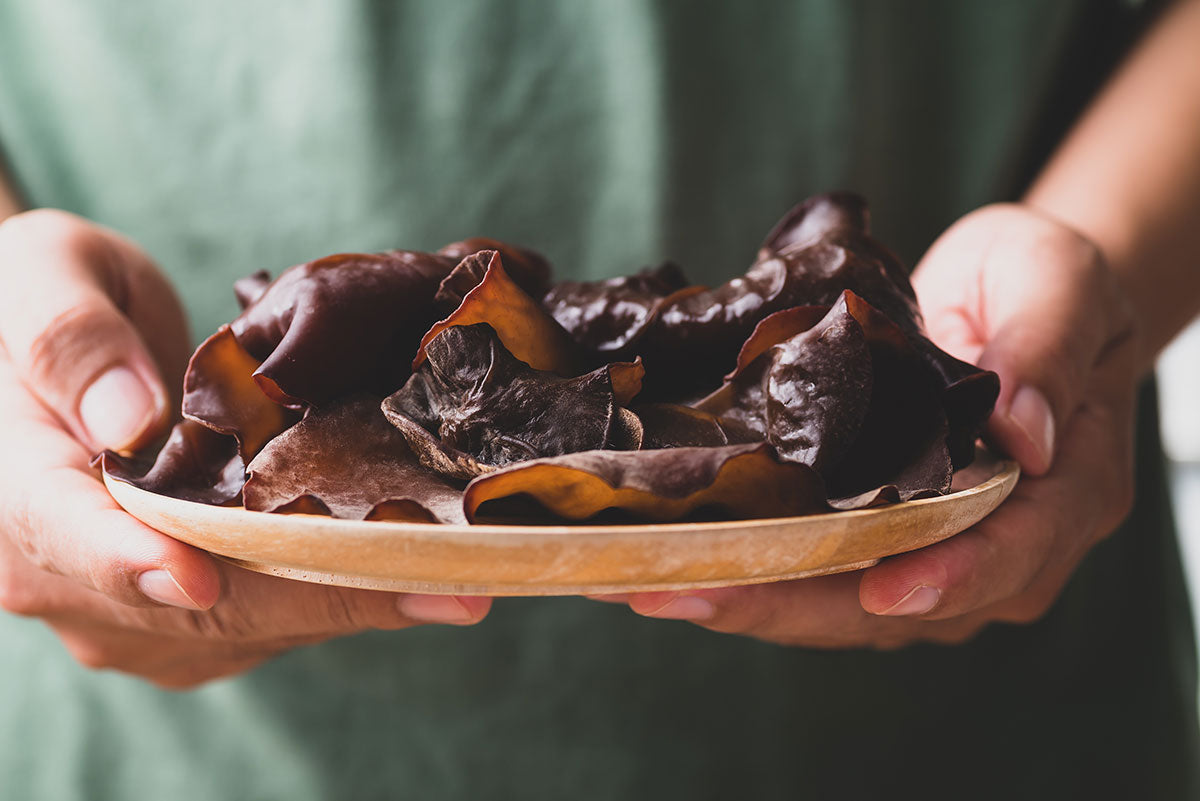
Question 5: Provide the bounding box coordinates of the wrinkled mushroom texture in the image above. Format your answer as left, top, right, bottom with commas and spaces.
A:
97, 420, 245, 506
542, 262, 692, 360
229, 249, 458, 409
634, 403, 760, 449
416, 250, 580, 375
182, 325, 300, 460
436, 237, 553, 305
243, 396, 465, 524
463, 443, 828, 524
698, 291, 953, 501
383, 324, 642, 481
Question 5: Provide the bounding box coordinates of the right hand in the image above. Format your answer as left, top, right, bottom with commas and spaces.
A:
0, 209, 491, 689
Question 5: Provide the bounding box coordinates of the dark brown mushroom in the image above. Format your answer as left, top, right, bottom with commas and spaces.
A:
415, 250, 580, 375
243, 396, 465, 523
182, 325, 300, 460
229, 249, 459, 408
97, 420, 245, 506
463, 443, 828, 524
541, 262, 692, 361
698, 291, 953, 501
384, 324, 642, 481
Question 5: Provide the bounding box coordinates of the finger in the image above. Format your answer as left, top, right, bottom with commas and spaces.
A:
0, 470, 221, 612
128, 563, 495, 641
50, 618, 279, 678
859, 334, 1136, 620
51, 616, 303, 689
0, 358, 220, 610
0, 209, 189, 452
25, 547, 493, 647
624, 575, 1033, 648
626, 573, 902, 648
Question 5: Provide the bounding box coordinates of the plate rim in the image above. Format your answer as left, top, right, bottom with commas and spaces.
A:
102, 454, 1020, 595
102, 455, 1019, 540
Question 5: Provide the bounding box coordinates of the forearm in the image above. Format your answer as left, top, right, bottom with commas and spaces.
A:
1024, 0, 1200, 373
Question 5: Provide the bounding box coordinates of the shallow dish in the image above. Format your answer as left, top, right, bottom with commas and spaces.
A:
104, 452, 1018, 596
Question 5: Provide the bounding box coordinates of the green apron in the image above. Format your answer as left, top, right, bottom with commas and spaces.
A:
0, 2, 1195, 798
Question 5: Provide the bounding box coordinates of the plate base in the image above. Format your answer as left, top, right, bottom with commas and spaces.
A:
105, 451, 1018, 597
215, 555, 884, 596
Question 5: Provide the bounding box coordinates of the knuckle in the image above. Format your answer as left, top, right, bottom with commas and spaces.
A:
705, 593, 780, 639
0, 563, 45, 617
0, 208, 84, 250
25, 304, 126, 392
1039, 341, 1088, 410
59, 636, 119, 672
5, 490, 54, 576
995, 591, 1057, 626
321, 591, 362, 630
176, 607, 251, 641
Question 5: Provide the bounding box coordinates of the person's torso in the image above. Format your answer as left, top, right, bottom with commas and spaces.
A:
0, 2, 1195, 799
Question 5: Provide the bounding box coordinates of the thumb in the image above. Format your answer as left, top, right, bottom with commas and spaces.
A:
913, 204, 1134, 476
0, 210, 188, 452
976, 250, 1133, 477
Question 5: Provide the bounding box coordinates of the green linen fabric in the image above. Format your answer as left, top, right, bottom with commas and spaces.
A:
0, 1, 1196, 799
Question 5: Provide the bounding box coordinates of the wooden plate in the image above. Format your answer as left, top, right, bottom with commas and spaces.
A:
104, 452, 1018, 596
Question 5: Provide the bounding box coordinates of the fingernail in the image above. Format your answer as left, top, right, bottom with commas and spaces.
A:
398, 594, 476, 624
1008, 385, 1055, 471
137, 569, 206, 611
879, 585, 941, 617
643, 594, 715, 621
79, 365, 160, 450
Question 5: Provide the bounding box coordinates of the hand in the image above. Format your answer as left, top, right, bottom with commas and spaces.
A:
599, 204, 1138, 648
0, 210, 491, 688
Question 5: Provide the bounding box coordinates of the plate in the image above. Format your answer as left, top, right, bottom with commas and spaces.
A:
103, 452, 1018, 596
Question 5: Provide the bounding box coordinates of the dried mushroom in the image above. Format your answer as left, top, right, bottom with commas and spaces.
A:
436, 237, 553, 307
416, 250, 579, 375
243, 396, 464, 524
97, 420, 245, 506
230, 249, 458, 408
383, 324, 642, 481
463, 443, 827, 524
634, 403, 759, 449
182, 325, 300, 459
699, 291, 952, 500
541, 263, 692, 360
99, 194, 999, 527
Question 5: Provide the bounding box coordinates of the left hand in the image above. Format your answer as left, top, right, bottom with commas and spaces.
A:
595, 203, 1139, 648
